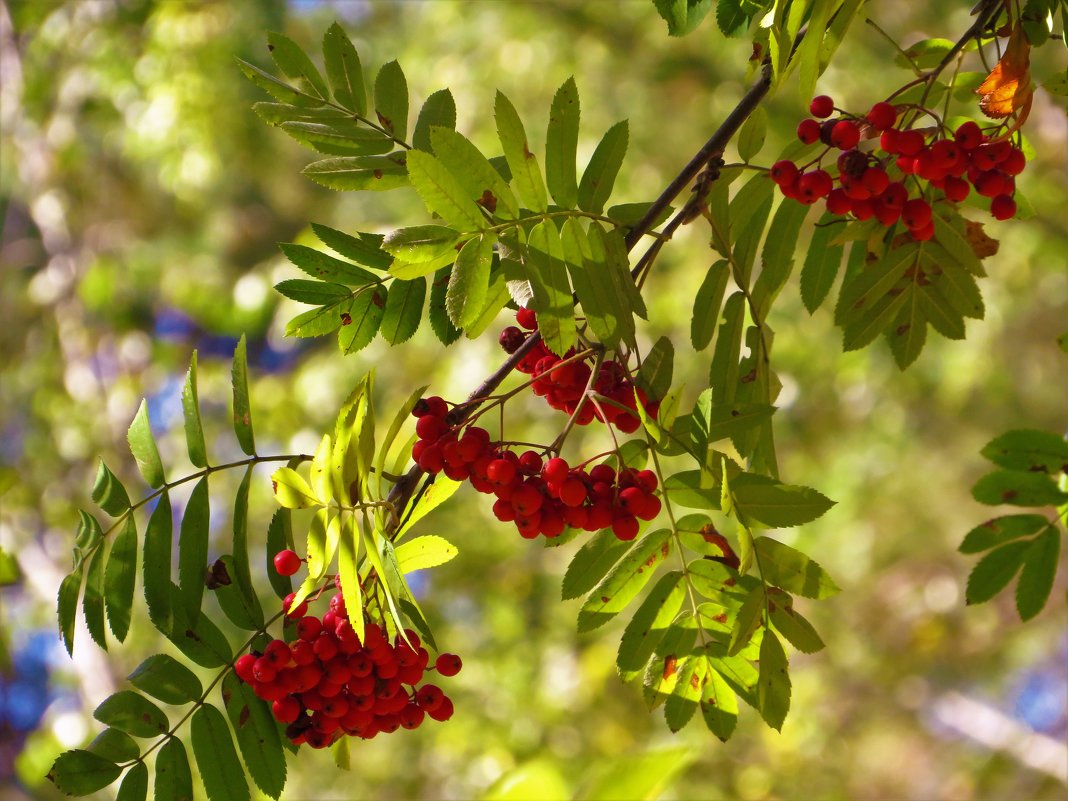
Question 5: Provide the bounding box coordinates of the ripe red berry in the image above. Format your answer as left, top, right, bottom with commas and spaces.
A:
954, 121, 984, 150
558, 476, 587, 507
498, 326, 525, 354
234, 653, 257, 683
990, 194, 1017, 220
943, 175, 970, 202
901, 198, 932, 231
486, 458, 517, 487
1000, 148, 1026, 176
435, 653, 462, 677
879, 128, 901, 154
796, 118, 821, 144
542, 457, 569, 485
897, 130, 925, 157
809, 95, 835, 118
612, 515, 639, 541
516, 307, 538, 330
911, 220, 935, 241
798, 170, 833, 203
830, 120, 860, 150
282, 592, 307, 619
826, 188, 851, 215
427, 696, 454, 722
273, 549, 301, 577
272, 696, 301, 724
866, 102, 897, 131
861, 167, 890, 196
770, 159, 799, 187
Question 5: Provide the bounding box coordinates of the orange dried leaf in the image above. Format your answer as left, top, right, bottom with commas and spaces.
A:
977, 25, 1033, 119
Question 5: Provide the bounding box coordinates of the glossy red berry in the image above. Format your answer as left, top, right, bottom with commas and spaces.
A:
435, 653, 462, 677
516, 307, 538, 330
830, 120, 860, 150
282, 592, 308, 619
770, 159, 799, 187
427, 696, 454, 722
866, 102, 897, 131
612, 515, 639, 541
796, 118, 821, 144
809, 95, 835, 118
901, 198, 932, 231
273, 549, 301, 577
234, 653, 257, 683
990, 194, 1016, 220
954, 121, 984, 150
498, 326, 526, 353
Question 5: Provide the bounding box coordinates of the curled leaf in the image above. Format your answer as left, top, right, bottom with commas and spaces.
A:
976, 26, 1032, 123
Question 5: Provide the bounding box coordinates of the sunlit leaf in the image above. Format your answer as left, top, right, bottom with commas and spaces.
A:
127, 400, 164, 489
231, 336, 255, 456
578, 528, 672, 632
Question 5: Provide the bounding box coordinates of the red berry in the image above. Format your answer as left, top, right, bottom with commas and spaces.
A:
516, 307, 538, 330
510, 483, 543, 516
542, 457, 569, 485
897, 130, 925, 156
809, 95, 835, 118
798, 170, 833, 203
990, 194, 1016, 220
911, 220, 935, 241
427, 696, 454, 722
954, 121, 984, 150
273, 549, 301, 577
415, 414, 447, 441
272, 696, 301, 724
612, 515, 639, 541
861, 167, 890, 196
901, 199, 932, 231
1000, 148, 1026, 176
879, 128, 901, 154
830, 120, 860, 150
416, 684, 444, 711
826, 188, 851, 215
498, 326, 525, 354
796, 118, 821, 144
264, 639, 292, 665
518, 450, 543, 475
558, 476, 587, 507
770, 159, 799, 186
234, 653, 257, 683
282, 593, 307, 619
435, 653, 462, 677
866, 102, 897, 131
943, 176, 970, 202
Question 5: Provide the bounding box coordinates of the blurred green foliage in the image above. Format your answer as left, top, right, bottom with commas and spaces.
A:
1, 1, 1065, 799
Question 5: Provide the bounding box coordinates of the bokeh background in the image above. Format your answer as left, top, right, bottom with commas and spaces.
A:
1, 1, 1066, 799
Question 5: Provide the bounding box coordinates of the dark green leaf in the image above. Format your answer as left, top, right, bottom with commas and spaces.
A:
116, 762, 148, 801
128, 654, 203, 706
664, 655, 705, 732
727, 584, 764, 656
231, 336, 255, 457
752, 200, 809, 318
168, 592, 233, 669
93, 460, 131, 516
965, 540, 1031, 605
213, 554, 265, 631
429, 267, 462, 345
322, 23, 365, 114
895, 37, 955, 70
982, 429, 1068, 474
83, 544, 108, 650
728, 174, 774, 284
562, 219, 635, 349
312, 224, 392, 270
406, 149, 487, 231
700, 662, 739, 741
757, 630, 790, 731
230, 466, 258, 618
383, 225, 462, 263
886, 287, 928, 370
94, 691, 169, 738
841, 285, 911, 353
737, 106, 766, 162
636, 336, 674, 403
1016, 528, 1060, 620
302, 154, 409, 191
178, 477, 210, 617
222, 673, 287, 799
279, 242, 380, 285
127, 400, 164, 489
266, 31, 328, 99
374, 60, 408, 142
48, 750, 122, 796
412, 89, 457, 152
578, 528, 672, 632
447, 234, 494, 328
693, 400, 776, 446
654, 0, 715, 36
662, 470, 722, 510
191, 705, 250, 801
143, 493, 173, 633
154, 737, 193, 801
972, 470, 1068, 507
380, 277, 426, 345
266, 509, 294, 600
525, 220, 576, 356
617, 571, 686, 680
495, 90, 548, 212
708, 291, 745, 403
338, 286, 387, 354
691, 260, 730, 350
181, 352, 207, 469
87, 727, 139, 763
960, 514, 1050, 554
274, 279, 350, 305
835, 243, 917, 327
754, 536, 841, 599
58, 570, 83, 656
606, 201, 674, 229
546, 76, 580, 209
732, 474, 835, 528
562, 530, 636, 601
769, 596, 825, 653
800, 215, 844, 313
578, 120, 628, 215
104, 516, 137, 642
430, 127, 519, 220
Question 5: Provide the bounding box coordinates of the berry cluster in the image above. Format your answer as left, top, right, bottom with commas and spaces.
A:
235, 577, 459, 748
498, 309, 659, 433
771, 95, 1026, 240
411, 397, 661, 541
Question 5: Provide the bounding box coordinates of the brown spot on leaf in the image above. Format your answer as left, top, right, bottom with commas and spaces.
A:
271, 480, 278, 493
690, 672, 701, 690
372, 290, 384, 308
713, 613, 728, 624
663, 655, 677, 680
895, 323, 910, 336
373, 169, 383, 179
1002, 490, 1018, 501
965, 221, 999, 258
376, 112, 393, 131
205, 558, 231, 590
601, 596, 611, 603
340, 312, 352, 326
740, 369, 757, 384
238, 706, 250, 727
478, 189, 498, 213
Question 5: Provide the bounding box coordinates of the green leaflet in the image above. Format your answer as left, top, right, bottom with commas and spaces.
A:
406, 150, 486, 232
664, 654, 705, 732
561, 218, 634, 350
691, 260, 730, 350
708, 291, 745, 403
578, 120, 628, 215
982, 429, 1068, 474
727, 173, 774, 284
322, 22, 366, 114
768, 592, 826, 653
965, 539, 1031, 605
142, 492, 173, 633
213, 553, 265, 631
285, 297, 353, 338
727, 584, 764, 656
279, 242, 380, 286
177, 476, 211, 617
737, 106, 766, 162
337, 286, 387, 354
383, 225, 462, 263
181, 352, 207, 468
561, 530, 636, 601
116, 763, 148, 801
394, 535, 459, 572
525, 220, 576, 356
380, 277, 426, 345
93, 460, 131, 517
94, 690, 169, 738
104, 516, 137, 642
222, 673, 286, 799
231, 336, 255, 456
430, 266, 463, 345
374, 60, 409, 142
191, 705, 250, 801
960, 514, 1050, 554
266, 31, 328, 100
312, 224, 392, 270
636, 336, 674, 404
231, 465, 257, 615
1017, 528, 1060, 620
972, 470, 1068, 507
731, 474, 835, 528
757, 629, 790, 731
128, 654, 203, 706
617, 571, 686, 680
754, 536, 840, 599
271, 466, 321, 510
87, 728, 139, 763
397, 476, 464, 539
642, 621, 698, 710
83, 544, 107, 650
887, 285, 928, 369
545, 76, 580, 209
274, 279, 351, 305
338, 514, 364, 644
58, 569, 83, 656
412, 89, 457, 152
154, 737, 193, 801
167, 589, 234, 669
700, 660, 739, 741
127, 399, 165, 489
752, 199, 809, 319
799, 214, 844, 313
578, 528, 672, 632
430, 127, 519, 220
302, 154, 409, 191
47, 749, 122, 796
834, 243, 917, 327
446, 234, 495, 328
495, 91, 548, 212
654, 0, 715, 36
796, 0, 834, 102
237, 57, 320, 108
76, 509, 103, 551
